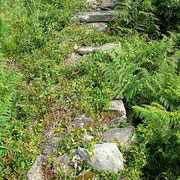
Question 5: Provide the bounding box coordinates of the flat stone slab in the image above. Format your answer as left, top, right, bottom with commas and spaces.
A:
102, 117, 126, 128
111, 117, 126, 126
78, 46, 96, 54
53, 154, 74, 173
27, 155, 44, 180
78, 143, 124, 172
103, 126, 135, 147
78, 11, 116, 23
85, 0, 99, 9
71, 114, 94, 129
87, 22, 108, 32
77, 42, 121, 54
100, 1, 120, 10
109, 100, 126, 117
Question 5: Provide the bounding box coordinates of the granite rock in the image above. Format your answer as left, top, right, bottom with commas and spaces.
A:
100, 1, 120, 10
87, 23, 108, 32
27, 155, 44, 180
71, 114, 94, 129
78, 11, 116, 23
53, 154, 74, 173
78, 143, 124, 172
109, 100, 126, 117
78, 42, 121, 54
103, 126, 135, 147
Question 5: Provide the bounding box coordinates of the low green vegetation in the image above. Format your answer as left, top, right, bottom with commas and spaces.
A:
0, 0, 179, 179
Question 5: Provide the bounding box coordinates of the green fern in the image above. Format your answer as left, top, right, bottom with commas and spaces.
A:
115, 0, 160, 35
100, 34, 179, 108
133, 103, 180, 179
147, 72, 180, 111
0, 58, 17, 141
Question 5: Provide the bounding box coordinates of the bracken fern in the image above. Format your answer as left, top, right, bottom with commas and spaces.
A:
100, 34, 179, 107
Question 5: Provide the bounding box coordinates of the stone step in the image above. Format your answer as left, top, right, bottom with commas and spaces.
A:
85, 0, 99, 9
78, 11, 117, 23
102, 126, 135, 149
78, 143, 124, 172
109, 100, 126, 118
86, 22, 108, 32
77, 42, 121, 55
100, 1, 120, 10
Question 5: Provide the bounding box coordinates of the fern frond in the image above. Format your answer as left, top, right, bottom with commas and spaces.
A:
0, 58, 17, 141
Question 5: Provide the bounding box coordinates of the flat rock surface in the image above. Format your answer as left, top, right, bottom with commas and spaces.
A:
87, 23, 108, 32
109, 100, 126, 117
78, 143, 124, 172
53, 153, 74, 173
86, 0, 99, 8
27, 155, 44, 180
78, 11, 116, 23
71, 114, 94, 129
103, 126, 135, 147
78, 46, 96, 54
100, 1, 120, 10
111, 117, 126, 126
78, 42, 121, 54
102, 117, 126, 128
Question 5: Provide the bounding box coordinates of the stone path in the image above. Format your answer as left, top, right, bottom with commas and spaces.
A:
27, 1, 136, 179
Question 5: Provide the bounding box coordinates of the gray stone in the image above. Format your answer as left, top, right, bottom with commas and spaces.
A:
109, 100, 126, 117
78, 46, 96, 54
78, 143, 124, 172
98, 42, 121, 52
83, 135, 94, 143
86, 0, 98, 7
27, 155, 44, 180
78, 11, 116, 23
102, 117, 126, 128
71, 114, 94, 129
43, 136, 61, 156
53, 154, 73, 173
86, 0, 97, 4
103, 126, 135, 147
100, 2, 120, 10
78, 42, 121, 54
87, 23, 108, 32
111, 117, 126, 127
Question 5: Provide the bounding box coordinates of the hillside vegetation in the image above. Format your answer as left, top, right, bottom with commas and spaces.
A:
0, 0, 179, 179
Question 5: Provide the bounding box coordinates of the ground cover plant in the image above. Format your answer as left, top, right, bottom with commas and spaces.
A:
0, 0, 179, 179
